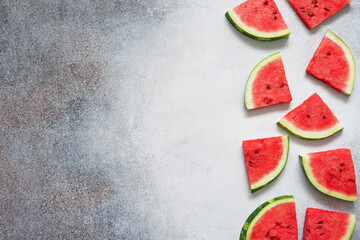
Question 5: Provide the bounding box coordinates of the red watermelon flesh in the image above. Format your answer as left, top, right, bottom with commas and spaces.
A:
305, 149, 357, 200
277, 93, 343, 139
233, 0, 288, 33
250, 201, 298, 239
303, 208, 356, 240
243, 136, 288, 192
306, 30, 355, 95
246, 53, 292, 109
283, 93, 338, 131
226, 0, 290, 41
288, 0, 351, 29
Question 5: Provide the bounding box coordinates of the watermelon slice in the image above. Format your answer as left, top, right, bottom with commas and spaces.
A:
245, 52, 292, 110
277, 93, 343, 139
300, 148, 357, 201
226, 0, 291, 41
303, 208, 356, 239
306, 30, 355, 95
243, 136, 289, 192
288, 0, 351, 29
240, 195, 298, 240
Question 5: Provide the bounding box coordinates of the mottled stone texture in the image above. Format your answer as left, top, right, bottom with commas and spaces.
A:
1, 0, 360, 239
0, 0, 174, 239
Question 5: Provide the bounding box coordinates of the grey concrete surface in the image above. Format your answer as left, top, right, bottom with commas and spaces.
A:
0, 0, 359, 239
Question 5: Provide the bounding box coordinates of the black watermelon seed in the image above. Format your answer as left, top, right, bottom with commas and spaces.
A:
323, 115, 326, 119
273, 11, 277, 14
254, 151, 259, 154
340, 163, 345, 167
280, 83, 284, 87
318, 221, 324, 224
327, 52, 331, 55
317, 226, 322, 229
307, 229, 311, 233
300, 6, 305, 9
312, 0, 317, 3
339, 169, 343, 173
274, 16, 277, 19
324, 7, 330, 11
309, 12, 315, 17
314, 5, 319, 7
267, 85, 271, 89
307, 114, 310, 118
264, 1, 268, 4
266, 100, 269, 104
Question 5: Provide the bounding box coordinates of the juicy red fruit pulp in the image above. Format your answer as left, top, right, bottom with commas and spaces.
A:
306, 34, 350, 94
234, 0, 288, 32
303, 208, 353, 240
252, 57, 292, 108
282, 93, 339, 131
288, 0, 351, 29
309, 149, 357, 197
243, 136, 284, 185
250, 202, 298, 239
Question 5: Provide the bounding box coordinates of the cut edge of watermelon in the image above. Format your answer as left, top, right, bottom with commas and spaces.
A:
245, 52, 281, 110
277, 118, 343, 140
225, 10, 291, 41
325, 30, 356, 95
250, 136, 289, 192
240, 195, 295, 240
346, 214, 357, 239
299, 154, 357, 201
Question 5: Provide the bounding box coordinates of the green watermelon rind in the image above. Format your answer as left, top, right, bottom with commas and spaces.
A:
277, 118, 343, 140
245, 52, 282, 110
250, 136, 289, 192
299, 154, 357, 201
325, 30, 356, 96
346, 214, 357, 240
225, 10, 291, 41
239, 195, 295, 240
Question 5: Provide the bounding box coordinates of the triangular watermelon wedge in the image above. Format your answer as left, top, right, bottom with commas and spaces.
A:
300, 148, 357, 201
240, 195, 298, 240
245, 52, 292, 110
288, 0, 351, 29
226, 0, 291, 41
306, 30, 355, 95
243, 136, 289, 192
277, 93, 343, 139
303, 208, 356, 240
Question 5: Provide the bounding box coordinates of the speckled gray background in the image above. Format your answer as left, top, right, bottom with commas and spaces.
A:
0, 0, 359, 239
